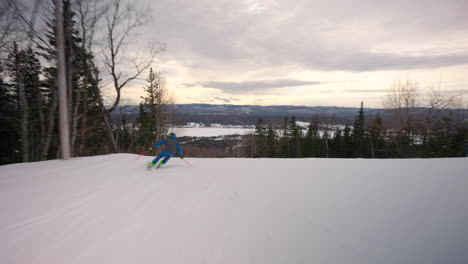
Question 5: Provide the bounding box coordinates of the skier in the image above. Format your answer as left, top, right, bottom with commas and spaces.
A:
148, 133, 184, 169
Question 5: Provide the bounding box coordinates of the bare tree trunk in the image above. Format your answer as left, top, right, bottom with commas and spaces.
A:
97, 97, 117, 152
37, 88, 45, 160
67, 50, 74, 154
17, 71, 29, 162
79, 89, 88, 155
323, 128, 329, 158
41, 88, 57, 160
71, 83, 80, 153
56, 0, 71, 160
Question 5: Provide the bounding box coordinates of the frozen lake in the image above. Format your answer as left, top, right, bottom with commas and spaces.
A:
171, 127, 254, 137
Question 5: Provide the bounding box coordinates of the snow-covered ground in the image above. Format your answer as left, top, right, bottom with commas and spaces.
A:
171, 122, 347, 137
1, 155, 467, 264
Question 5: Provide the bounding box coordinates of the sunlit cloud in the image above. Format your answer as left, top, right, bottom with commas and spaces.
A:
115, 0, 468, 106
186, 79, 347, 93
342, 89, 386, 93
214, 96, 242, 103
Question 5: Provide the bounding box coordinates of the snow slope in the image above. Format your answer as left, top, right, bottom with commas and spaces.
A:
0, 155, 467, 264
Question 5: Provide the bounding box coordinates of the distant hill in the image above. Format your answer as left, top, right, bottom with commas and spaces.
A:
114, 104, 365, 116
111, 104, 467, 127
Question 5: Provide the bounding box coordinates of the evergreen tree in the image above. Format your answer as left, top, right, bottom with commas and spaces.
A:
342, 125, 353, 158
352, 101, 367, 157
368, 112, 385, 158
265, 124, 277, 157
138, 68, 170, 151
254, 118, 267, 157
6, 43, 46, 162
38, 0, 108, 157
330, 128, 342, 157
0, 61, 20, 164
322, 128, 330, 158
289, 116, 302, 157
278, 116, 290, 157
303, 114, 321, 157
135, 103, 150, 150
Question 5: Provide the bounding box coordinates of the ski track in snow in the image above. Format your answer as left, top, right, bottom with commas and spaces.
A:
0, 154, 467, 264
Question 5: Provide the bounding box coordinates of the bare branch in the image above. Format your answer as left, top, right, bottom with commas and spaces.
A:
102, 0, 160, 114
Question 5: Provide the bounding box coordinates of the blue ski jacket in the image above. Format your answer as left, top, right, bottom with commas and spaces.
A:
152, 136, 183, 156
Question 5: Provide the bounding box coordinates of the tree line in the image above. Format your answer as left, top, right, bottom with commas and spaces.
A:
0, 0, 168, 165
248, 95, 466, 159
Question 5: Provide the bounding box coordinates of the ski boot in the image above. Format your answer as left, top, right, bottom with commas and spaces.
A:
147, 161, 156, 170
156, 160, 166, 169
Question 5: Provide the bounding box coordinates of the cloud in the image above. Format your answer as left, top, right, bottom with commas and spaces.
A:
320, 90, 335, 94
148, 0, 468, 72
342, 89, 387, 93
214, 97, 231, 103
323, 52, 468, 72
194, 79, 330, 93
447, 89, 468, 94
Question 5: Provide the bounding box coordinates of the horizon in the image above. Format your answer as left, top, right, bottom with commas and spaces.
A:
116, 102, 468, 110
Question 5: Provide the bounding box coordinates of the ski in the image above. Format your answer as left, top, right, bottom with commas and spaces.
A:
147, 162, 155, 170
156, 162, 164, 169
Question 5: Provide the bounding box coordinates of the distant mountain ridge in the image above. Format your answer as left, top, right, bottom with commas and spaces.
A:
111, 103, 467, 126
114, 104, 373, 116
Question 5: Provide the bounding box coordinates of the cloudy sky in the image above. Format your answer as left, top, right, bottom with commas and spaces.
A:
119, 0, 468, 107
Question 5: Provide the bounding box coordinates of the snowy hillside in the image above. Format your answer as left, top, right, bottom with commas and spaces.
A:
1, 155, 467, 264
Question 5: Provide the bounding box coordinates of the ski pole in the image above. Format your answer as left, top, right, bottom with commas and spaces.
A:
134, 147, 152, 160
133, 151, 146, 160
181, 157, 192, 167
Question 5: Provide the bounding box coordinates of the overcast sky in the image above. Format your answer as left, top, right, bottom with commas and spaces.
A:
41, 0, 468, 106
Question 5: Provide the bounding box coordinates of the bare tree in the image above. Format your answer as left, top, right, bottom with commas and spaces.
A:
0, 0, 23, 55
100, 0, 163, 152
153, 73, 174, 144
55, 0, 71, 159
2, 0, 46, 162
425, 85, 466, 128
383, 78, 419, 132
382, 78, 419, 157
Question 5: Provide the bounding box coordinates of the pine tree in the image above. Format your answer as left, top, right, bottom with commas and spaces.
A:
254, 118, 267, 157
289, 116, 302, 158
265, 124, 277, 157
6, 43, 46, 162
352, 101, 367, 157
322, 128, 330, 158
23, 48, 45, 161
38, 0, 108, 158
330, 128, 342, 157
278, 116, 290, 158
343, 125, 353, 158
0, 61, 20, 164
303, 114, 321, 157
369, 112, 385, 158
138, 68, 170, 151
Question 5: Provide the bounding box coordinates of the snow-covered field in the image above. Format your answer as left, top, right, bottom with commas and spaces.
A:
171, 122, 346, 137
172, 127, 254, 137
1, 155, 467, 264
